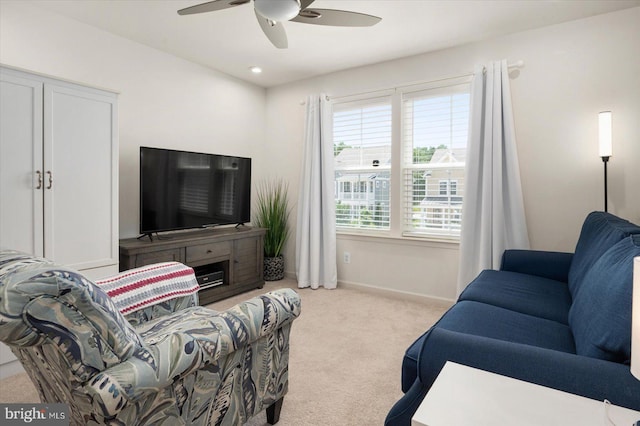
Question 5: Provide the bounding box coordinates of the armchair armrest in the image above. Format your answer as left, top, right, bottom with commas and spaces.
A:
83, 288, 301, 418
500, 249, 573, 282
418, 328, 640, 410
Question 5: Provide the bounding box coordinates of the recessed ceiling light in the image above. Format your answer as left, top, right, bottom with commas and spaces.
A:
249, 66, 262, 74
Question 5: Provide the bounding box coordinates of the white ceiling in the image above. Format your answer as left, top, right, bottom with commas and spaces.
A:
26, 0, 640, 88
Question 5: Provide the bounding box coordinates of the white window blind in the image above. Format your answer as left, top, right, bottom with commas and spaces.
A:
333, 97, 392, 231
401, 84, 470, 238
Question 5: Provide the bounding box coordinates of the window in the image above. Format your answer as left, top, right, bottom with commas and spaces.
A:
333, 97, 392, 231
439, 180, 448, 196
401, 83, 470, 239
438, 180, 459, 196
332, 78, 470, 240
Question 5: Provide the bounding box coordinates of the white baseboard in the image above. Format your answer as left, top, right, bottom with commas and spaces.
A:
283, 269, 454, 307
338, 279, 455, 308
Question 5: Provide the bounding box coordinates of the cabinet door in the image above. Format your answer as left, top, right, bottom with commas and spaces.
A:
234, 236, 263, 286
133, 248, 185, 268
44, 84, 118, 271
0, 72, 43, 375
0, 72, 44, 256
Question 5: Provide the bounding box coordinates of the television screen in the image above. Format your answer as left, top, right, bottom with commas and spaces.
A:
140, 147, 251, 235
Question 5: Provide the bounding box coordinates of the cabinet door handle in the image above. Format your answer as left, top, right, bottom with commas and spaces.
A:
206, 249, 212, 254
46, 171, 53, 189
35, 171, 42, 189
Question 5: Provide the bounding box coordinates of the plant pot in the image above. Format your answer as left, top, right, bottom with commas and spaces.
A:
264, 255, 285, 281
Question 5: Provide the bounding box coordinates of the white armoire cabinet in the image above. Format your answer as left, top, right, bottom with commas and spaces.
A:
0, 65, 119, 378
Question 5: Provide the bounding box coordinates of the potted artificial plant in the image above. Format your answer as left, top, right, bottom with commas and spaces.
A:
254, 179, 291, 281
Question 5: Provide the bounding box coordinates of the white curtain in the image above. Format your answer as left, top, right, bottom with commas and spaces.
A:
457, 60, 530, 294
296, 94, 337, 289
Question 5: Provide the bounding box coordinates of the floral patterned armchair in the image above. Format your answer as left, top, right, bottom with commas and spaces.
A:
0, 250, 301, 425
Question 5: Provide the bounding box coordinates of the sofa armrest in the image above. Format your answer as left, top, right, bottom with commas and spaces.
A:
419, 328, 639, 409
500, 249, 573, 282
83, 288, 301, 418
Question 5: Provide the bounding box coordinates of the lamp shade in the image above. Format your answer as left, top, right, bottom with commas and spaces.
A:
598, 111, 612, 157
254, 0, 300, 22
632, 256, 640, 380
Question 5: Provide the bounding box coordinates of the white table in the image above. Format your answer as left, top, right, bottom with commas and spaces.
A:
412, 361, 640, 426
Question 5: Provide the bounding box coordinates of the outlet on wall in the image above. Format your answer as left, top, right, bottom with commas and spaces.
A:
343, 252, 351, 264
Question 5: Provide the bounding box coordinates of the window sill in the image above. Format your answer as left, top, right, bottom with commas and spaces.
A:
336, 230, 460, 249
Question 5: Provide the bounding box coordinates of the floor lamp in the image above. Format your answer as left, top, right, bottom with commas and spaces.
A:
632, 257, 640, 426
598, 111, 612, 212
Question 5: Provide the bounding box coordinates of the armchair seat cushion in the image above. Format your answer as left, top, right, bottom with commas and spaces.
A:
458, 270, 572, 324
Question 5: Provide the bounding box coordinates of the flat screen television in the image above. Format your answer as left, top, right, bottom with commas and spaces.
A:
140, 146, 251, 236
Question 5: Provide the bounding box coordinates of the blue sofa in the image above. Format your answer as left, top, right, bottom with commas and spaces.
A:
386, 211, 640, 425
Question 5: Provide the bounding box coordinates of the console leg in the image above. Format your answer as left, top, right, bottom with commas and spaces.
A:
266, 397, 284, 425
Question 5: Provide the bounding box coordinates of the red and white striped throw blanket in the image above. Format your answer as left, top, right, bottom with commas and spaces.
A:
96, 262, 200, 314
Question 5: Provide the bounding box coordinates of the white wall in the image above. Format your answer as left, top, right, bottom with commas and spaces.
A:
265, 7, 640, 301
1, 2, 638, 301
0, 1, 267, 239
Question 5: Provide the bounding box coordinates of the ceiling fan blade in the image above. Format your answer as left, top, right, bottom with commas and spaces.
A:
291, 9, 381, 27
300, 0, 315, 10
178, 0, 250, 16
255, 9, 288, 49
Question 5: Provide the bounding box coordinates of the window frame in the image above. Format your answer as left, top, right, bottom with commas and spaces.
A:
333, 93, 393, 234
331, 77, 471, 242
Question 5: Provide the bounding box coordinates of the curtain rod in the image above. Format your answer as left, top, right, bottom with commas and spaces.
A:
298, 60, 524, 105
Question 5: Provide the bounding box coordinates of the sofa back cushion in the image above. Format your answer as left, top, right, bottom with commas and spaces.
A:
568, 211, 640, 297
568, 235, 640, 362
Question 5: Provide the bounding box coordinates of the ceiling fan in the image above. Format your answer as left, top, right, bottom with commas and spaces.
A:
178, 0, 382, 49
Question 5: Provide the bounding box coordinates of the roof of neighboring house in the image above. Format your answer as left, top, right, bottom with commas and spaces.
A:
335, 146, 392, 170
430, 148, 466, 163
334, 146, 466, 170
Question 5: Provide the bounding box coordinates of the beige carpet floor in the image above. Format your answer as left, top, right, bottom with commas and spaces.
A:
0, 278, 450, 425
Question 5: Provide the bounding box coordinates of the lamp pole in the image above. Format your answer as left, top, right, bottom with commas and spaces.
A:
598, 111, 612, 213
602, 155, 609, 212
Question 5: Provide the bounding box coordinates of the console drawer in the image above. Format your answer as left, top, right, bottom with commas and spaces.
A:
186, 241, 231, 263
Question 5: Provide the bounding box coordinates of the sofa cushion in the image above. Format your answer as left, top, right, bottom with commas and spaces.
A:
402, 300, 575, 392
402, 300, 577, 390
568, 235, 640, 362
459, 270, 572, 324
568, 211, 640, 297
435, 301, 576, 353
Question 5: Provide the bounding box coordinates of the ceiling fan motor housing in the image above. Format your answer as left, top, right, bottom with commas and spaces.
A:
254, 0, 301, 22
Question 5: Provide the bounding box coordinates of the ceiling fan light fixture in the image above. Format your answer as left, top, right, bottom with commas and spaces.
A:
254, 0, 300, 22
